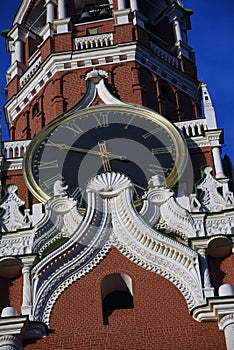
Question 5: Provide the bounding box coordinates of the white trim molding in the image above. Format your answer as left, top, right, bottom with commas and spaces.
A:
30, 172, 203, 325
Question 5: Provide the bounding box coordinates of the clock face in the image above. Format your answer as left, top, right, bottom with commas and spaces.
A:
23, 105, 188, 204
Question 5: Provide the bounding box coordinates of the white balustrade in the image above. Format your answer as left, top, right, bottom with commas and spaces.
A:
3, 140, 31, 159
75, 33, 113, 50
175, 119, 208, 137
20, 56, 41, 86
150, 42, 179, 68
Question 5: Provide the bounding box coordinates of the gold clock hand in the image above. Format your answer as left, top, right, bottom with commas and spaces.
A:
46, 141, 127, 160
98, 140, 112, 172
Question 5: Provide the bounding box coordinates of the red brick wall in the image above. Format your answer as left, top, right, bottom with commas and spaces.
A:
208, 254, 234, 295
189, 147, 214, 183
25, 248, 225, 350
54, 33, 73, 52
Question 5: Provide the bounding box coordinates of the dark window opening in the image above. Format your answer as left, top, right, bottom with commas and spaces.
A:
32, 102, 39, 118
101, 273, 133, 325
75, 1, 112, 23
25, 0, 46, 34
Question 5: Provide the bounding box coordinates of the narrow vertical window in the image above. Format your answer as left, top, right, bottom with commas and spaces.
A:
101, 273, 133, 325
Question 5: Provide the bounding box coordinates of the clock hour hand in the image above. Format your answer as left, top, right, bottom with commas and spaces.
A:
98, 140, 112, 172
46, 141, 127, 160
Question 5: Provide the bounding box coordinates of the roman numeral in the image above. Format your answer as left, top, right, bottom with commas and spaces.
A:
43, 173, 63, 188
132, 183, 147, 191
38, 160, 59, 170
124, 116, 135, 129
147, 164, 169, 175
94, 113, 109, 128
65, 121, 83, 136
151, 146, 172, 155
142, 128, 160, 139
71, 187, 83, 199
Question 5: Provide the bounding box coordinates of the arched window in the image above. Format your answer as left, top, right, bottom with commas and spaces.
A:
101, 273, 133, 325
25, 0, 46, 34
160, 83, 177, 121
74, 0, 112, 23
32, 102, 39, 118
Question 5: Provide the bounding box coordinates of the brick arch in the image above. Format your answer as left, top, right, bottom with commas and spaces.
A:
22, 0, 44, 26
138, 67, 157, 110
110, 63, 138, 104
26, 248, 226, 350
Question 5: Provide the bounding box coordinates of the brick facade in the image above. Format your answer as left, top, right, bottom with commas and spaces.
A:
1, 2, 231, 349
24, 248, 226, 350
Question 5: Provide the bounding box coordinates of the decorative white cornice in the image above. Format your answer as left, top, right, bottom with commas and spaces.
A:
5, 42, 199, 126
0, 231, 33, 256
0, 311, 47, 348
136, 43, 198, 99
179, 128, 224, 149
1, 158, 24, 171
33, 188, 82, 256
140, 177, 195, 241
191, 210, 234, 238
193, 297, 234, 323
30, 172, 203, 325
20, 56, 41, 87
150, 41, 179, 68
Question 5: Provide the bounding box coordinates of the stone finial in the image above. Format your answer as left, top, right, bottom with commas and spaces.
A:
0, 185, 31, 232
195, 166, 229, 212
200, 82, 217, 129
85, 69, 108, 84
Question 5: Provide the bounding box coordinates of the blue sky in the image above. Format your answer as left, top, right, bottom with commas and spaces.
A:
0, 0, 234, 164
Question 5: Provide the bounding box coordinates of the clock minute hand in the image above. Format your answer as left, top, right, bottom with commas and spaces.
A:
47, 141, 127, 160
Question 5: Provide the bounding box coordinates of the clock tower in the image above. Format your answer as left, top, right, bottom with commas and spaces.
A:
0, 1, 234, 349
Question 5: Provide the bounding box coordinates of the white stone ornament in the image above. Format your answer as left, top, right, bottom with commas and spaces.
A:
0, 185, 32, 232
30, 172, 203, 325
86, 172, 132, 198
194, 166, 233, 212
53, 180, 68, 197
141, 175, 195, 242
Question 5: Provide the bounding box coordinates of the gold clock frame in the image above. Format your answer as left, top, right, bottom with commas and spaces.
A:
23, 104, 188, 203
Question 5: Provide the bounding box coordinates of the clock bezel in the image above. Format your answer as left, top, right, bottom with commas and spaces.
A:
23, 104, 188, 203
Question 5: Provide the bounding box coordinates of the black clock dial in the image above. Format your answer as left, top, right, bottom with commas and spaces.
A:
23, 105, 188, 204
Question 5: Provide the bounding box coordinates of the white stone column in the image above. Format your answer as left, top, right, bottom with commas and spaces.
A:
130, 0, 138, 11
14, 40, 24, 63
212, 147, 225, 179
45, 0, 56, 23
9, 25, 27, 65
58, 0, 67, 19
219, 314, 234, 350
118, 0, 126, 10
197, 248, 214, 298
172, 17, 182, 42
22, 266, 31, 309
21, 256, 35, 317
198, 248, 212, 289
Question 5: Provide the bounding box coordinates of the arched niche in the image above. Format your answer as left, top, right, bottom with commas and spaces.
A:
74, 0, 113, 22
101, 273, 134, 325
